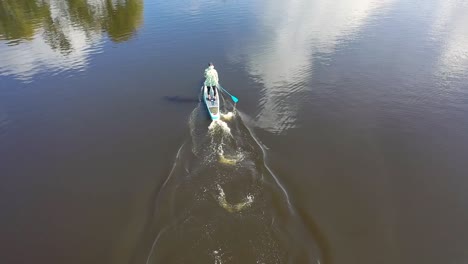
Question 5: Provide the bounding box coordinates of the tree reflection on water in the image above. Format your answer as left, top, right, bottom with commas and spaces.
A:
0, 0, 143, 49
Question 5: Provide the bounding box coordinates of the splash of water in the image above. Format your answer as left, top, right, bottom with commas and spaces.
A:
217, 144, 235, 165
208, 120, 232, 135
218, 147, 244, 165
218, 154, 238, 165
212, 249, 223, 264
216, 184, 254, 213
221, 111, 235, 121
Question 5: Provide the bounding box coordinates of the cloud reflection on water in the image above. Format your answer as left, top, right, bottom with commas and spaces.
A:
243, 0, 394, 134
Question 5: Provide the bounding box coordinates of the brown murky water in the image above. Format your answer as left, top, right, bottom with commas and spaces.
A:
1, 0, 468, 263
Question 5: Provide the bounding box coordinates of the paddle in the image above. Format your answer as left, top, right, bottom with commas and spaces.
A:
218, 85, 239, 103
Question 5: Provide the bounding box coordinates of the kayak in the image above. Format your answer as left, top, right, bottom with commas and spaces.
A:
202, 85, 220, 120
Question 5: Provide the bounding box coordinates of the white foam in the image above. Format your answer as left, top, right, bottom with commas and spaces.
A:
213, 249, 223, 264
208, 120, 232, 135
218, 150, 245, 165
216, 184, 254, 213
221, 112, 235, 121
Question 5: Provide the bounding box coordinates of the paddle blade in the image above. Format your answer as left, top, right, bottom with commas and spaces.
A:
218, 85, 239, 103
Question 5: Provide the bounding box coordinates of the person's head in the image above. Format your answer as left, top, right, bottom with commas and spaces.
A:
208, 62, 214, 67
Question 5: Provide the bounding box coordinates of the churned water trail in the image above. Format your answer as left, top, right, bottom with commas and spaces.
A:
145, 97, 321, 263
239, 111, 294, 211
216, 183, 254, 213
160, 143, 186, 191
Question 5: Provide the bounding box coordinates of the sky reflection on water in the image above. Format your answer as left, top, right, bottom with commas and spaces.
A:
0, 0, 143, 80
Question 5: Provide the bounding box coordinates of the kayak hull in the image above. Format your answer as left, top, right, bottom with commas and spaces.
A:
202, 86, 220, 120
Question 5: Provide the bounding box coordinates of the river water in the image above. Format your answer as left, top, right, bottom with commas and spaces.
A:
1, 0, 468, 263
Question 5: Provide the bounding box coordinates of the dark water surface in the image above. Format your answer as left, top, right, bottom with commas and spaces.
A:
1, 0, 468, 263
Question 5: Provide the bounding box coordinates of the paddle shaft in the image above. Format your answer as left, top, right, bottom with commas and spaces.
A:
218, 85, 238, 103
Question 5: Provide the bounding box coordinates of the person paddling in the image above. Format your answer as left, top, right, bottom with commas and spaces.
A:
204, 62, 219, 101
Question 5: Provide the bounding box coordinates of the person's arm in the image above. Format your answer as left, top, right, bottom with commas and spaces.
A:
204, 69, 208, 78
214, 70, 219, 84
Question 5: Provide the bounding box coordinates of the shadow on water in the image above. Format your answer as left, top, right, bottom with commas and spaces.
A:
163, 95, 200, 103
138, 94, 325, 264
